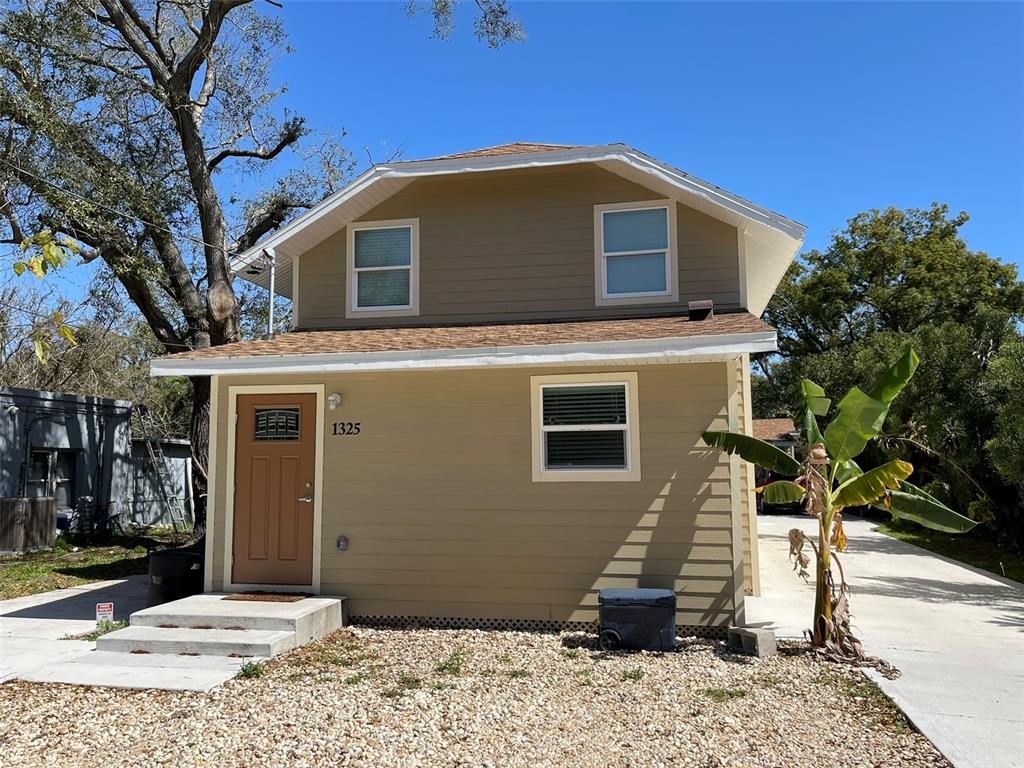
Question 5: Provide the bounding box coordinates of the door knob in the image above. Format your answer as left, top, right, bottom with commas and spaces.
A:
298, 495, 313, 503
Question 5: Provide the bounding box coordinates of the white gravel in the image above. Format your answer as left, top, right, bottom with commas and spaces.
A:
0, 627, 948, 767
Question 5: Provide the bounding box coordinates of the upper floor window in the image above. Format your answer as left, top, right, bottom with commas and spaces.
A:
346, 218, 420, 318
594, 200, 678, 307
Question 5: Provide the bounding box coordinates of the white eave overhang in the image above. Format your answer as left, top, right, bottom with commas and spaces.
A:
231, 144, 806, 316
150, 329, 777, 378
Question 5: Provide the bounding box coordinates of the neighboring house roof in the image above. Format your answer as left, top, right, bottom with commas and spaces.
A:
152, 312, 777, 377
232, 142, 806, 316
753, 418, 798, 442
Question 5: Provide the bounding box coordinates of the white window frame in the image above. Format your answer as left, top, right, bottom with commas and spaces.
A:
594, 200, 678, 307
530, 372, 642, 483
346, 218, 420, 318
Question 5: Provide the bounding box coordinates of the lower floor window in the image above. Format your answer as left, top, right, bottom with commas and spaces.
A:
531, 373, 642, 482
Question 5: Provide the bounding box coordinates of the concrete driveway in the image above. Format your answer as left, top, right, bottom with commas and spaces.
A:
747, 514, 1024, 768
0, 576, 148, 682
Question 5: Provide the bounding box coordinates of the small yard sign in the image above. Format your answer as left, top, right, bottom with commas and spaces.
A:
95, 602, 114, 624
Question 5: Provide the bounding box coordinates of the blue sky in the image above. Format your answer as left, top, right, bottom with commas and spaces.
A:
274, 0, 1023, 264
16, 1, 1023, 305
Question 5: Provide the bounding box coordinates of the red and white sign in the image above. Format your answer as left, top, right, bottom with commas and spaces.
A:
95, 602, 114, 624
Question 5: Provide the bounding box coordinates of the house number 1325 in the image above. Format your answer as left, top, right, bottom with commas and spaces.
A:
332, 422, 361, 436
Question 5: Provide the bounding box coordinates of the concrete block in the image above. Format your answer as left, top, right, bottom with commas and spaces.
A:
728, 626, 777, 657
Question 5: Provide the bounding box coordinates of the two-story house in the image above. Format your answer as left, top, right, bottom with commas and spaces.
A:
152, 143, 805, 635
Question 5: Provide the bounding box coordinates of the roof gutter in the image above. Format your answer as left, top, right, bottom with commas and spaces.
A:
150, 330, 777, 378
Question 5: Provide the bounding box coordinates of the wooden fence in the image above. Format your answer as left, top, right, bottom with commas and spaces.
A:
0, 497, 57, 553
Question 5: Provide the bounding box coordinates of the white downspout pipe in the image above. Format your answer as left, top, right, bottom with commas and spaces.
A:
263, 247, 276, 340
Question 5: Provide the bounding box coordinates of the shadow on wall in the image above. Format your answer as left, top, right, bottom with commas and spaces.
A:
578, 448, 735, 629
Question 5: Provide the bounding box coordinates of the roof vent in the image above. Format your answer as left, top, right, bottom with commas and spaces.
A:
688, 300, 714, 321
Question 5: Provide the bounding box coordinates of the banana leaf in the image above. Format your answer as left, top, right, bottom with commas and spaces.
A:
869, 346, 920, 404
801, 379, 832, 417
803, 406, 823, 446
701, 431, 802, 474
873, 481, 978, 533
823, 387, 889, 462
835, 459, 863, 486
833, 459, 913, 508
762, 480, 805, 504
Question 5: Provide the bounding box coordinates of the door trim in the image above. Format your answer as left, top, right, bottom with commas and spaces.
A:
223, 383, 324, 593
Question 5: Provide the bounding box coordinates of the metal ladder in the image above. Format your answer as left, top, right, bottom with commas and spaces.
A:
137, 406, 189, 533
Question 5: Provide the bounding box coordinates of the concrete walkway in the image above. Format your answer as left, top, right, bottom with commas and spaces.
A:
0, 575, 148, 683
747, 514, 1024, 768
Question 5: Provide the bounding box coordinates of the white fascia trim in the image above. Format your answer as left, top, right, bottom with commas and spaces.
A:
231, 144, 806, 271
150, 330, 777, 377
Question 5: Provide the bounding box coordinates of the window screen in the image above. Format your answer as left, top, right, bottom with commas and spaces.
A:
541, 384, 628, 470
353, 226, 412, 308
601, 207, 670, 297
254, 408, 300, 441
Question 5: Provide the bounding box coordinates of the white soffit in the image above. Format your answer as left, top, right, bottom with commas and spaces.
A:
231, 144, 806, 313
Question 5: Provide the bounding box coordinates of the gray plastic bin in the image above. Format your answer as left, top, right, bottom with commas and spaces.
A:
598, 588, 677, 651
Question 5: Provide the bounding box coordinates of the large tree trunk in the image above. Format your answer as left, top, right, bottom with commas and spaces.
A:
189, 375, 211, 539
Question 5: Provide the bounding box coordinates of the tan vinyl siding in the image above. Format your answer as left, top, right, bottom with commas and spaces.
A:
736, 354, 759, 595
296, 164, 742, 329
208, 362, 741, 628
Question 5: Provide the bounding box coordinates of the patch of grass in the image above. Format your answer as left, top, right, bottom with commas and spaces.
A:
344, 671, 371, 685
497, 653, 513, 665
0, 540, 149, 600
64, 619, 128, 641
434, 649, 466, 676
620, 667, 645, 682
702, 687, 747, 703
560, 648, 582, 660
876, 520, 1023, 583
238, 661, 266, 679
505, 668, 531, 679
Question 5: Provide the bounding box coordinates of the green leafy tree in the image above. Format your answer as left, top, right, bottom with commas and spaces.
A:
756, 205, 1024, 546
704, 348, 976, 655
0, 0, 523, 535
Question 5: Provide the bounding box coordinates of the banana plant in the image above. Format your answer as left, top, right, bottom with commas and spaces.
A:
702, 347, 977, 657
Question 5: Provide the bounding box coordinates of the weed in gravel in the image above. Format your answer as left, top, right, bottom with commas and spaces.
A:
345, 671, 371, 685
381, 674, 422, 698
497, 654, 513, 664
756, 673, 785, 690
820, 672, 911, 732
621, 668, 645, 682
574, 670, 594, 686
435, 649, 466, 676
63, 619, 127, 641
702, 687, 746, 702
560, 648, 582, 660
238, 661, 266, 679
506, 668, 531, 679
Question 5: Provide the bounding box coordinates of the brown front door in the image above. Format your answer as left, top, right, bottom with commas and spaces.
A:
233, 393, 317, 586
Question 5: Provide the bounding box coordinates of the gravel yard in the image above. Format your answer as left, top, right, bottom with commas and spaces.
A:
0, 627, 948, 767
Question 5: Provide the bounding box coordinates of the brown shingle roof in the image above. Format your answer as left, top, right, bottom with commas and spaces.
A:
429, 143, 579, 160
753, 418, 798, 441
162, 312, 773, 362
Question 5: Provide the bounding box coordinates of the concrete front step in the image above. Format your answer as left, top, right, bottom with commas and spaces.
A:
97, 625, 295, 657
130, 593, 345, 646
21, 651, 262, 692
